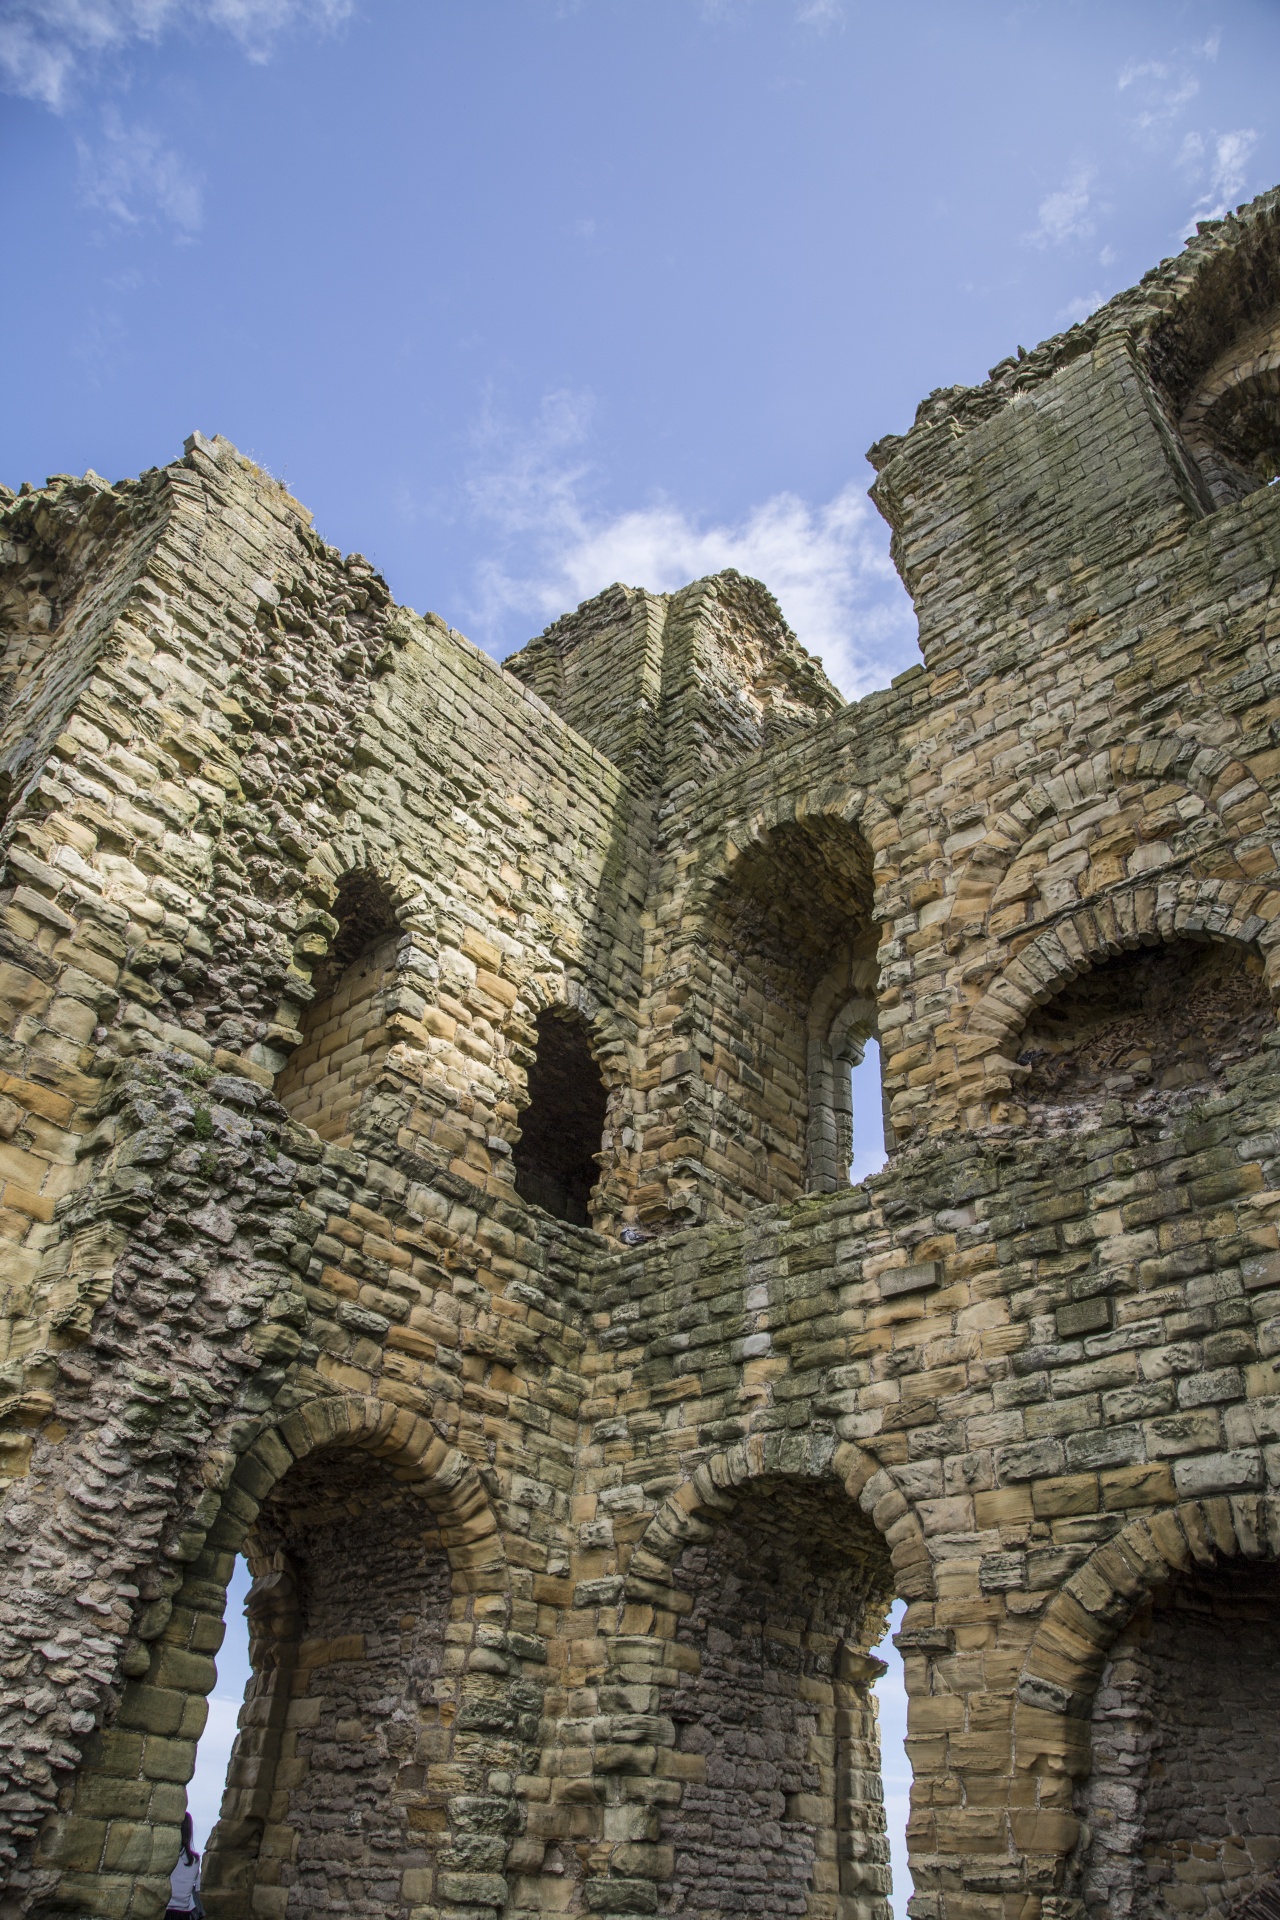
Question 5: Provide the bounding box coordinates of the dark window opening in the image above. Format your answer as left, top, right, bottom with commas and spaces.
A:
1016, 938, 1272, 1123
512, 1010, 608, 1226
310, 869, 400, 1000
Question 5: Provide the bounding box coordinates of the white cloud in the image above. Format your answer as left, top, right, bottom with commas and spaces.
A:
1059, 289, 1107, 325
1179, 126, 1258, 229
1117, 55, 1199, 134
77, 108, 203, 232
0, 0, 351, 110
1026, 165, 1095, 247
461, 392, 919, 699
796, 0, 845, 30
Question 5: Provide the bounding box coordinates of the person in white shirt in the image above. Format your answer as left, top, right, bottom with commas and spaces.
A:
166, 1814, 202, 1918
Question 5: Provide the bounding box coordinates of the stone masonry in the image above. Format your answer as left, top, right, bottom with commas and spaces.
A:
2, 187, 1280, 1920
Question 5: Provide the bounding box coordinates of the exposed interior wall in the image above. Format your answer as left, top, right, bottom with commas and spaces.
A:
658, 1479, 893, 1920
1077, 1562, 1280, 1920
1014, 938, 1273, 1127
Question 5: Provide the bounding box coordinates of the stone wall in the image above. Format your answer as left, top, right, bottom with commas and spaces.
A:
1077, 1562, 1280, 1920
2, 186, 1280, 1920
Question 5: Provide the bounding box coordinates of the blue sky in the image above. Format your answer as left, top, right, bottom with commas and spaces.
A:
4, 1, 1279, 695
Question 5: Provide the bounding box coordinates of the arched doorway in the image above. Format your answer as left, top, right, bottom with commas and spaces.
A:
1077, 1556, 1280, 1920
655, 1474, 896, 1917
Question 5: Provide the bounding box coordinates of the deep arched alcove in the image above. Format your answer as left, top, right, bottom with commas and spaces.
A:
203, 1449, 455, 1920
1013, 936, 1273, 1125
274, 869, 402, 1143
656, 1475, 896, 1919
704, 815, 877, 1208
511, 1007, 609, 1226
1076, 1557, 1280, 1920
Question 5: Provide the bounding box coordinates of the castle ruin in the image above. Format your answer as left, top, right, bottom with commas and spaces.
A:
2, 189, 1280, 1920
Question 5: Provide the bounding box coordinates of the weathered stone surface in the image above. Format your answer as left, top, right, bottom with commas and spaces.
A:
2, 189, 1280, 1920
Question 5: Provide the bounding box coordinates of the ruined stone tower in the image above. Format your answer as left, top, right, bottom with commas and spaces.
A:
2, 187, 1280, 1920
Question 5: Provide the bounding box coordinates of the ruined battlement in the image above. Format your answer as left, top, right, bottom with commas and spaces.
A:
2, 193, 1280, 1920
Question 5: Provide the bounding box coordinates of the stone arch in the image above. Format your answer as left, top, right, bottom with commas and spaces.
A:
1013, 1497, 1280, 1768
287, 842, 434, 1000
953, 744, 1275, 941
962, 878, 1280, 1107
681, 793, 880, 1211
274, 860, 433, 1141
627, 1431, 932, 1599
1013, 1496, 1280, 1915
1141, 194, 1280, 507
1179, 302, 1280, 505
685, 783, 872, 923
583, 1432, 918, 1920
35, 1393, 516, 1920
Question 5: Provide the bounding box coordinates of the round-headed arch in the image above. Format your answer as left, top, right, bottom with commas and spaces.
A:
206, 1391, 505, 1571
625, 1429, 934, 1602
1013, 1494, 1280, 1787
686, 783, 876, 927
964, 875, 1280, 1072
955, 742, 1275, 941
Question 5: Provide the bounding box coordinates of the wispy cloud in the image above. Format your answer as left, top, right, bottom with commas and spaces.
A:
1117, 48, 1205, 136
1112, 32, 1257, 236
456, 392, 918, 698
796, 0, 845, 30
1059, 289, 1107, 326
0, 0, 351, 111
1025, 164, 1096, 247
77, 108, 203, 233
1179, 126, 1258, 229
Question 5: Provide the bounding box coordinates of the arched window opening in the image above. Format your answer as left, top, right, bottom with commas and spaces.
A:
512, 1008, 609, 1226
1076, 1558, 1280, 1920
1174, 300, 1280, 508
708, 816, 876, 1209
1014, 937, 1272, 1126
809, 957, 885, 1194
275, 869, 401, 1142
849, 1036, 889, 1186
657, 1477, 897, 1918
202, 1450, 457, 1920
